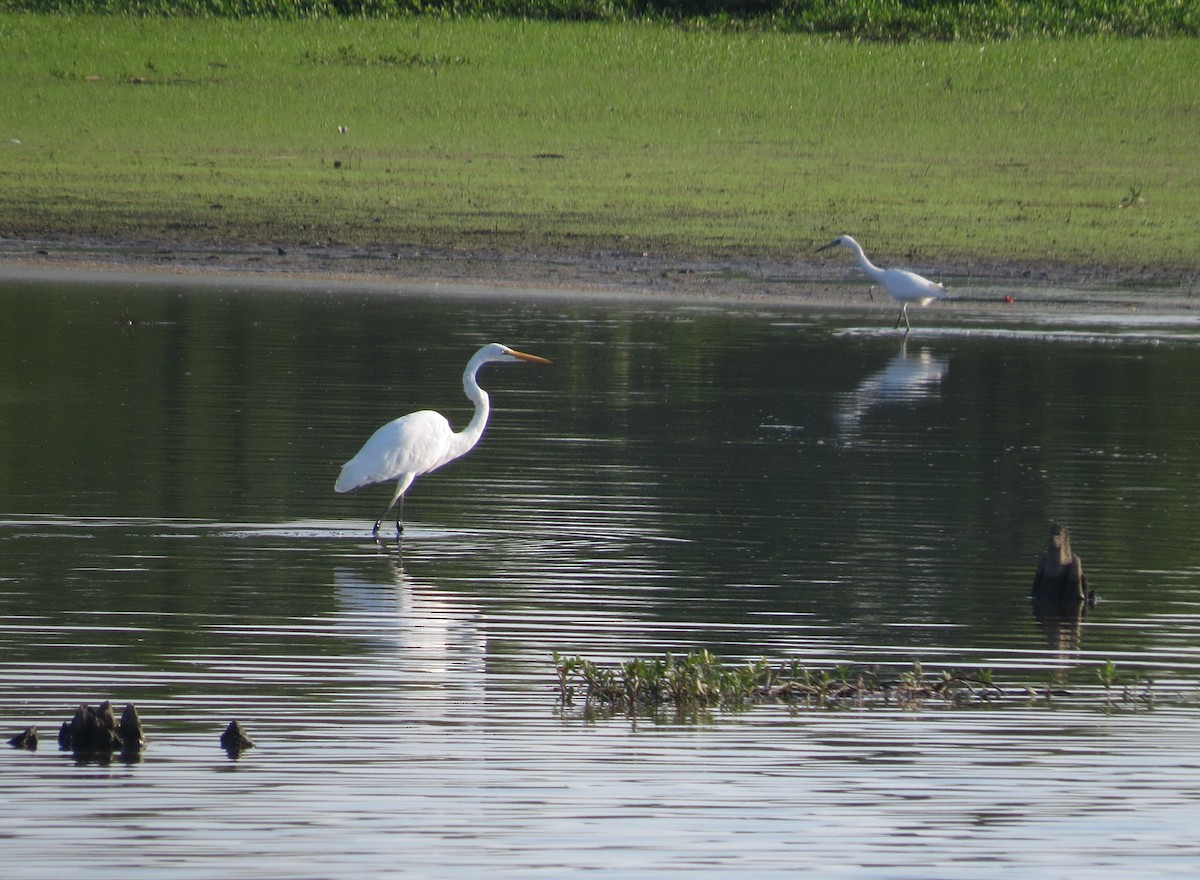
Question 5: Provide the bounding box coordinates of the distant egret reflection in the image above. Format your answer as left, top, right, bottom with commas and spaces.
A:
838, 343, 948, 441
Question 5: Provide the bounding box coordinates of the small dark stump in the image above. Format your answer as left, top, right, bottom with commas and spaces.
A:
1031, 523, 1094, 604
8, 726, 38, 750
119, 703, 146, 748
220, 720, 255, 756
58, 702, 145, 755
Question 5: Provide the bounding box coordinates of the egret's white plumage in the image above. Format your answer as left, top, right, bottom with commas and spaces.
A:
817, 234, 947, 332
335, 342, 550, 536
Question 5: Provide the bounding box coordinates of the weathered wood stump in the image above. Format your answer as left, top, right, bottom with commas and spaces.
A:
220, 720, 255, 756
1031, 522, 1092, 603
8, 726, 38, 750
57, 701, 145, 754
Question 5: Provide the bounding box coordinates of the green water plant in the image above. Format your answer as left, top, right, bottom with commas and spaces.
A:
1096, 658, 1156, 709
1098, 657, 1119, 694
554, 652, 1185, 718
553, 651, 1007, 716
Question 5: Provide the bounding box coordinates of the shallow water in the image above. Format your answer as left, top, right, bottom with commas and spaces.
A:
3, 273, 1200, 877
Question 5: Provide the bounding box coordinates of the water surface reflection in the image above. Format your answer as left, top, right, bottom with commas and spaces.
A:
2, 274, 1200, 877
837, 340, 949, 442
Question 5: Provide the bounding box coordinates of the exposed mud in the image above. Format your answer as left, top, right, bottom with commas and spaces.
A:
1, 235, 1197, 313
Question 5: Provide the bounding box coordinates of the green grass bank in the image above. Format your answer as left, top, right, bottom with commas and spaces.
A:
3, 0, 1197, 41
1, 14, 1197, 274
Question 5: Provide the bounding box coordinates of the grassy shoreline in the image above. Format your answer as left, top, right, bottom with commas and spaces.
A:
1, 14, 1197, 278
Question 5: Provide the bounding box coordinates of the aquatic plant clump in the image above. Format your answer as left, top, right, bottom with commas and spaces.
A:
554, 652, 1006, 715
553, 652, 1158, 717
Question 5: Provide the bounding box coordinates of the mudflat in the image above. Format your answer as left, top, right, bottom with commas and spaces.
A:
2, 235, 1196, 317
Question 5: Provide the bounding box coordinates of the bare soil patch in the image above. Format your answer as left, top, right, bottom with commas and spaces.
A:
1, 235, 1196, 313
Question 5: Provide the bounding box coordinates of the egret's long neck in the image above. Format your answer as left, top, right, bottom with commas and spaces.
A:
845, 239, 886, 283
450, 359, 492, 459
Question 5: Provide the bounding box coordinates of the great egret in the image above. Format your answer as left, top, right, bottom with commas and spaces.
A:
335, 342, 550, 537
816, 234, 947, 332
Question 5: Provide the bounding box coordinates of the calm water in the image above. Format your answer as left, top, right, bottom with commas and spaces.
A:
3, 271, 1200, 877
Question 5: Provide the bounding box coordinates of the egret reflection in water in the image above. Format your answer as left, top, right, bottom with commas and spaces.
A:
837, 342, 949, 441
335, 555, 487, 715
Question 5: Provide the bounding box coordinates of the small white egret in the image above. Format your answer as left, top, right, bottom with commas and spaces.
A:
335, 342, 550, 537
817, 234, 947, 332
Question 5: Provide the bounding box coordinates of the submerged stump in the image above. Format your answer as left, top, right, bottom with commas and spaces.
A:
58, 701, 145, 755
8, 726, 38, 750
1031, 523, 1092, 604
220, 720, 255, 756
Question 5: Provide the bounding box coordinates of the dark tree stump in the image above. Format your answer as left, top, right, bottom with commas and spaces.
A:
220, 720, 255, 756
119, 703, 145, 749
58, 701, 145, 754
8, 726, 38, 750
1031, 522, 1091, 603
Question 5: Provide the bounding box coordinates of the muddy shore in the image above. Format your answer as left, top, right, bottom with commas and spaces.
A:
1, 235, 1196, 313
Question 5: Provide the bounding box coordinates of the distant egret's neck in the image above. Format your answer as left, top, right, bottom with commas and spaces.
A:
845, 239, 885, 282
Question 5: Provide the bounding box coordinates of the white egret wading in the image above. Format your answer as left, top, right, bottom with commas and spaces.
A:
335, 343, 550, 537
817, 234, 947, 333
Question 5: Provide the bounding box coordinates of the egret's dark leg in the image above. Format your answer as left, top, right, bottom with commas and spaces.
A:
897, 303, 911, 334
373, 494, 400, 537
393, 495, 405, 539
372, 505, 404, 552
